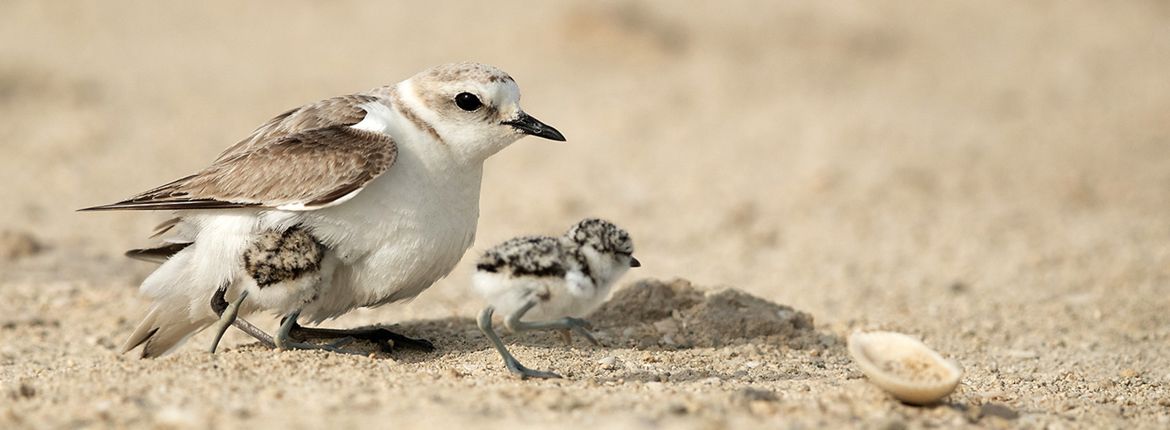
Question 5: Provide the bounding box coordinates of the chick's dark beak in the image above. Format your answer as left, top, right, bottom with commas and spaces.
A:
504, 112, 566, 141
630, 256, 641, 268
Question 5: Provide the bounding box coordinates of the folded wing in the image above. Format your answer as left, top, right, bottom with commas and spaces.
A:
82, 98, 396, 212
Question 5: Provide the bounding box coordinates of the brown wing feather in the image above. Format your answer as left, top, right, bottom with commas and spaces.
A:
216, 94, 379, 160
82, 125, 396, 211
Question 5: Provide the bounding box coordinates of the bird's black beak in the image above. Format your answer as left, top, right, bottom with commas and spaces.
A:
504, 112, 566, 141
630, 256, 641, 268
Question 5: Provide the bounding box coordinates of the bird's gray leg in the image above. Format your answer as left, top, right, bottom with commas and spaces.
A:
504, 300, 600, 347
208, 289, 249, 353
273, 310, 358, 353
208, 284, 276, 349
478, 307, 561, 379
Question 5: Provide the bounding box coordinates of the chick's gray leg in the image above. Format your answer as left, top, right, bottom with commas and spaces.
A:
503, 300, 600, 346
231, 318, 276, 349
208, 288, 249, 353
478, 307, 561, 379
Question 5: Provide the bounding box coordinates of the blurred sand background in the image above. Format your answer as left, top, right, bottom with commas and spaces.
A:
2, 0, 1170, 428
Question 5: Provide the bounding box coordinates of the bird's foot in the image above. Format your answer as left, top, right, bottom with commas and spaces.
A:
274, 337, 362, 355
505, 356, 562, 380
290, 324, 435, 353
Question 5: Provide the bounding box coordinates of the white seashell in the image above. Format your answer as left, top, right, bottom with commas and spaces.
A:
847, 331, 963, 405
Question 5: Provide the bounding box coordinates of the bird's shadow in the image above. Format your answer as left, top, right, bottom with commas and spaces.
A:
276, 316, 837, 385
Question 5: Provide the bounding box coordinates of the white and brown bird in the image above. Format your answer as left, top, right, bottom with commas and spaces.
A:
474, 218, 639, 379
82, 62, 566, 357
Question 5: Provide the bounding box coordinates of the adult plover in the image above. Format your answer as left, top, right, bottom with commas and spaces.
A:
82, 62, 566, 357
474, 218, 639, 379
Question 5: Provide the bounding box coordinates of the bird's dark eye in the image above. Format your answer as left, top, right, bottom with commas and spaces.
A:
454, 92, 482, 111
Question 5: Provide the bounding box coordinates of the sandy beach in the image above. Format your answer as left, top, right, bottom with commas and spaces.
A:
2, 1, 1169, 428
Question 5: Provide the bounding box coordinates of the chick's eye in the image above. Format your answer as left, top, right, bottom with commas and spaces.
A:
454, 92, 482, 111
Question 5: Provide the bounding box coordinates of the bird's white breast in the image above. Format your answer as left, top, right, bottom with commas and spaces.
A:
296, 99, 484, 322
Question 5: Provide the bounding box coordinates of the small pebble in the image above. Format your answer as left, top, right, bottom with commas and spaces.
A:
597, 356, 618, 370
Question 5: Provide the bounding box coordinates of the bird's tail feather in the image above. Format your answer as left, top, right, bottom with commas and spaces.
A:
125, 242, 192, 264
120, 214, 255, 357
121, 243, 221, 358
122, 301, 214, 358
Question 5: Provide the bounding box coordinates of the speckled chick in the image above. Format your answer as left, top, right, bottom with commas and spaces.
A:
473, 218, 639, 379
239, 226, 334, 316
